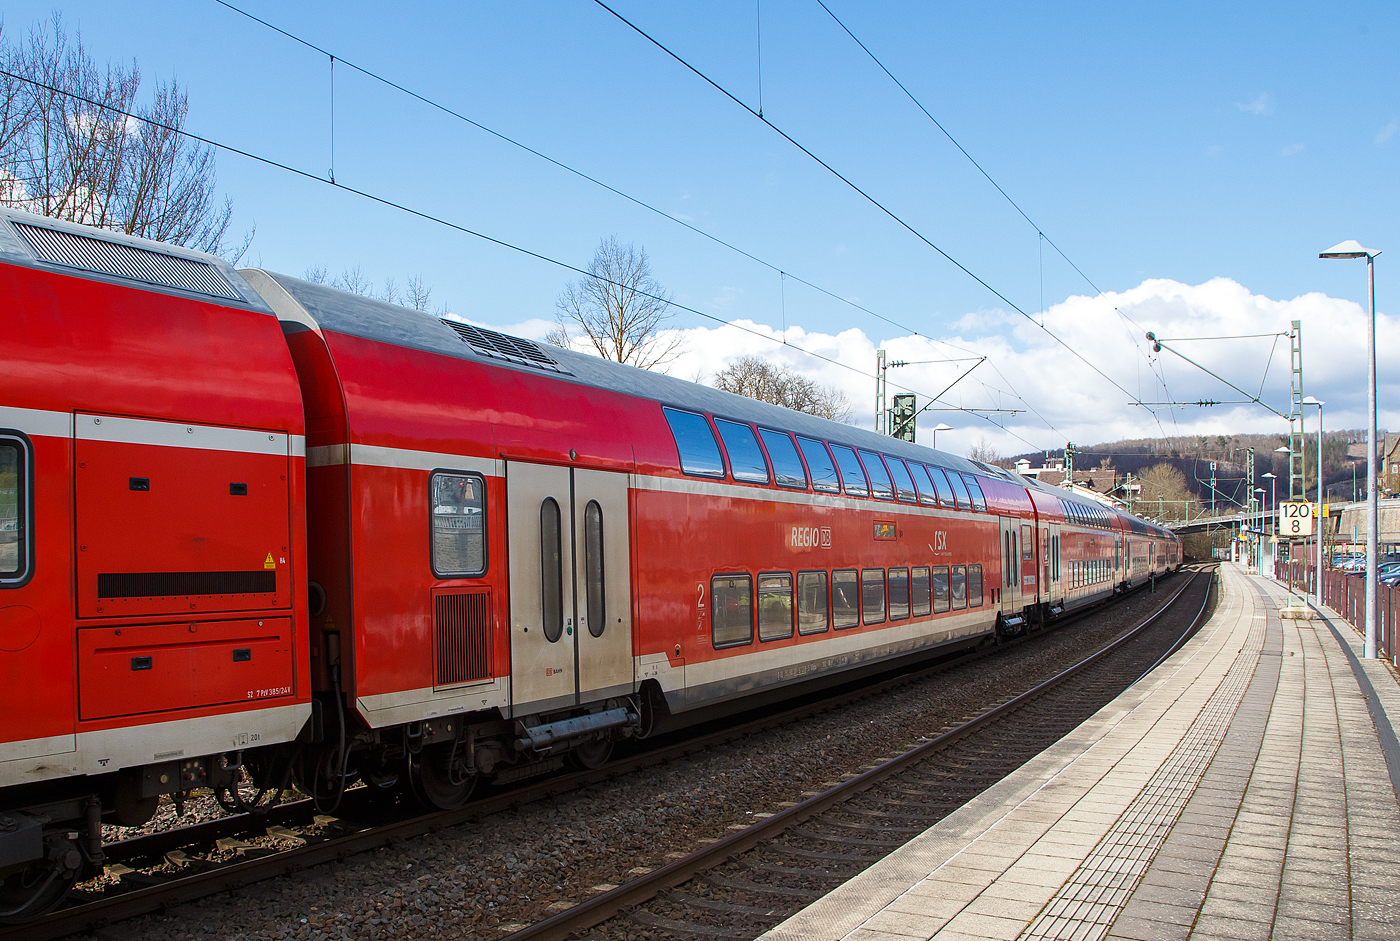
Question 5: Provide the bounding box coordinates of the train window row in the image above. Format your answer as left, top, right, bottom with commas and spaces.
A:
0, 435, 26, 585
712, 564, 984, 649
431, 472, 488, 578
662, 406, 989, 512
1069, 558, 1111, 589
1064, 500, 1111, 530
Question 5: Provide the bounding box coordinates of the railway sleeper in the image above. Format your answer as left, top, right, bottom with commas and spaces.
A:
663, 888, 790, 917
700, 873, 823, 900
629, 910, 753, 939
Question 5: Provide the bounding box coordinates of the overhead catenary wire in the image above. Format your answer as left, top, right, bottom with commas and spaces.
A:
813, 0, 1103, 297
590, 0, 1156, 428
0, 65, 1048, 448
204, 0, 1069, 448
208, 0, 1060, 448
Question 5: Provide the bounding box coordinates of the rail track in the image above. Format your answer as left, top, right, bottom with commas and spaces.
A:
3, 568, 1210, 941
506, 565, 1216, 941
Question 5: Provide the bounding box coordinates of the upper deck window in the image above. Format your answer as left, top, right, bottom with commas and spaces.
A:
887, 458, 919, 503
714, 419, 770, 484
663, 408, 725, 478
919, 464, 956, 508
830, 446, 870, 497
0, 436, 28, 585
431, 472, 486, 577
961, 474, 988, 511
858, 450, 895, 501
797, 437, 841, 493
759, 429, 808, 489
945, 470, 973, 510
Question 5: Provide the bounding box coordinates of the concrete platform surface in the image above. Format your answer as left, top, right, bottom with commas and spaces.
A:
759, 564, 1400, 941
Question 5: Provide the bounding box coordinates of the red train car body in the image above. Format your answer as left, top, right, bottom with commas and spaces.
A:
0, 212, 1180, 915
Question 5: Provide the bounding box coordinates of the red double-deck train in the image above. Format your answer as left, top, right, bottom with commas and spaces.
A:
0, 209, 1180, 915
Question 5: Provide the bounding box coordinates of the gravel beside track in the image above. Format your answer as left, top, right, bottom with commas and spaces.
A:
84, 572, 1198, 941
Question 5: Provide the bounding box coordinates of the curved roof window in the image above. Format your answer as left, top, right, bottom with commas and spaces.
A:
830, 445, 870, 497
662, 407, 725, 478
714, 419, 770, 484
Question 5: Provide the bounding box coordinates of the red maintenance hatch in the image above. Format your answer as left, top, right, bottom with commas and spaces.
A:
74, 413, 292, 619
77, 617, 295, 720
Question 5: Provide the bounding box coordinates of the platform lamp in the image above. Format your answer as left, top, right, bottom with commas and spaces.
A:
1302, 396, 1324, 609
1255, 487, 1268, 570
930, 422, 953, 451
1320, 239, 1380, 659
1262, 471, 1277, 577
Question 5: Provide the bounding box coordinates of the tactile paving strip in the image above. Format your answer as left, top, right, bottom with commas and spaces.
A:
1017, 608, 1268, 941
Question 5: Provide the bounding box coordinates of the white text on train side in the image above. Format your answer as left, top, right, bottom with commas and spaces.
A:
789, 526, 832, 549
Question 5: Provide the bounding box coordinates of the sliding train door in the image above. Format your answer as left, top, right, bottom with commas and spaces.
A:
506, 462, 633, 718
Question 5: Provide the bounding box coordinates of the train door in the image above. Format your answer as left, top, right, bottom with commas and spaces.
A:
506, 462, 633, 718
1048, 523, 1062, 604
1021, 522, 1037, 602
571, 468, 633, 703
998, 516, 1021, 618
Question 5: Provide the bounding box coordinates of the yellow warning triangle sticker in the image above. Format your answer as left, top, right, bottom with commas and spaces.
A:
264, 552, 276, 570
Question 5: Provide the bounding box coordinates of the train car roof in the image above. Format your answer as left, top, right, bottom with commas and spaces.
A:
0, 207, 273, 313
242, 268, 995, 478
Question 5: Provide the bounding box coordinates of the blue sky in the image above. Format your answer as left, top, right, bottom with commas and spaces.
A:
4, 2, 1397, 456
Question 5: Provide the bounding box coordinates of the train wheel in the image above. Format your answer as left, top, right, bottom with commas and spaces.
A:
568, 739, 613, 771
406, 744, 476, 811
0, 854, 81, 923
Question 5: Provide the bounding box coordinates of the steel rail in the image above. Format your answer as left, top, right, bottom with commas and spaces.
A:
501, 567, 1214, 941
4, 571, 1197, 941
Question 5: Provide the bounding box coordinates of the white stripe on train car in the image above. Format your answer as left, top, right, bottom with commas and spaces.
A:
307, 442, 501, 478
0, 404, 72, 437
74, 412, 300, 457
0, 702, 311, 785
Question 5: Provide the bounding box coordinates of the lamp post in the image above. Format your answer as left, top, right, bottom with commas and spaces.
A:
1303, 396, 1325, 609
1263, 471, 1277, 577
1320, 240, 1380, 659
930, 422, 953, 451
1255, 487, 1267, 570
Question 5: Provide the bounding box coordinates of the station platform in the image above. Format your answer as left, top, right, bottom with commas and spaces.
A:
760, 564, 1400, 941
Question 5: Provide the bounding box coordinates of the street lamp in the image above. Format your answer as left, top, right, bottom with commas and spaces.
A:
1320, 239, 1380, 659
1262, 472, 1277, 577
930, 422, 953, 450
1303, 395, 1324, 609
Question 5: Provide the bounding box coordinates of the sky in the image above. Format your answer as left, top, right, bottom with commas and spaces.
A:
3, 1, 1397, 459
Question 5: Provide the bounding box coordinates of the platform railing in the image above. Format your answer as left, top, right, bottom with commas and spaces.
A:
1274, 560, 1397, 665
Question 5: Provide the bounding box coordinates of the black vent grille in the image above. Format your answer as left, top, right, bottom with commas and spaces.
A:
441, 320, 570, 374
98, 570, 276, 599
434, 590, 492, 686
12, 222, 242, 300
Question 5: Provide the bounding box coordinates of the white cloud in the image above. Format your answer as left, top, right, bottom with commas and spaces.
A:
1281, 142, 1305, 157
1237, 92, 1274, 116
475, 278, 1395, 463
1376, 120, 1397, 145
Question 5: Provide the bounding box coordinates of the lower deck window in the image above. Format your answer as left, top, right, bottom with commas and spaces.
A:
888, 567, 909, 619
932, 566, 951, 613
758, 572, 794, 641
951, 565, 967, 610
832, 569, 859, 629
912, 566, 931, 616
431, 472, 486, 577
0, 437, 26, 582
712, 575, 753, 648
861, 568, 886, 624
797, 571, 829, 634
968, 564, 983, 607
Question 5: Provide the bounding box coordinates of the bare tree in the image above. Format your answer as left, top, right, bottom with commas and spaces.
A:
0, 14, 250, 260
712, 355, 854, 423
1137, 463, 1201, 522
554, 237, 681, 370
406, 275, 432, 312
967, 436, 1005, 466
